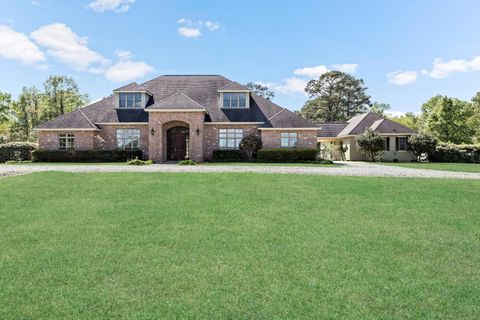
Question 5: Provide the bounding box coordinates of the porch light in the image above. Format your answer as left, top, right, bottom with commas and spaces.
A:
150, 128, 155, 136
196, 128, 200, 135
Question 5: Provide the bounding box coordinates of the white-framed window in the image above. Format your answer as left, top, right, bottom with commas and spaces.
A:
384, 137, 390, 151
116, 129, 141, 150
281, 132, 298, 148
58, 134, 74, 150
118, 92, 142, 109
219, 128, 243, 149
222, 92, 247, 108
396, 137, 407, 151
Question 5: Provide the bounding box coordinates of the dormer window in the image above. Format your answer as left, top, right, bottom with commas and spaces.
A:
222, 92, 248, 108
118, 92, 143, 109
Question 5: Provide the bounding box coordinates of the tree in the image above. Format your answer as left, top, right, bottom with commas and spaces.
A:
471, 92, 480, 143
246, 82, 274, 101
420, 95, 474, 144
9, 86, 43, 141
300, 71, 371, 122
356, 128, 384, 161
43, 75, 89, 120
0, 91, 12, 124
407, 133, 438, 161
388, 112, 420, 131
370, 102, 390, 116
239, 135, 262, 160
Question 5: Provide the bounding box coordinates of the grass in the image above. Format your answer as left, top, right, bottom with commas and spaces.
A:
1, 161, 127, 166
1, 173, 479, 319
202, 161, 341, 167
378, 161, 480, 173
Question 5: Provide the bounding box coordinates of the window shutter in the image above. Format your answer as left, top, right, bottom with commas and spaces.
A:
395, 137, 399, 151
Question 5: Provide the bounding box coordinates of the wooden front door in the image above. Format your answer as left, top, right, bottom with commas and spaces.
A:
167, 126, 189, 161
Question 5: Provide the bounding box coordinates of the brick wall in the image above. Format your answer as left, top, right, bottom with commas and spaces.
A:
260, 129, 318, 149
94, 124, 149, 158
37, 131, 95, 150
148, 112, 205, 162
203, 124, 260, 160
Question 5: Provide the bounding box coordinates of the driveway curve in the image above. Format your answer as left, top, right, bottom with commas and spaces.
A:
1, 162, 480, 179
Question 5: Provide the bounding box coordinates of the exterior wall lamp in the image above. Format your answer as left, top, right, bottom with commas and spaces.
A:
150, 128, 155, 136
196, 128, 200, 135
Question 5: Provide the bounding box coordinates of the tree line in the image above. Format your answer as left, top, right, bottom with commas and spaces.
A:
298, 71, 480, 144
0, 75, 89, 143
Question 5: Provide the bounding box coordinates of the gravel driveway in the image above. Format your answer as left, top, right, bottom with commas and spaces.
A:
1, 162, 480, 179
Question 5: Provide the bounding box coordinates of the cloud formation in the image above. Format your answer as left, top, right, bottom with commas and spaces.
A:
177, 18, 221, 38
105, 50, 155, 82
387, 70, 418, 85
422, 56, 480, 79
0, 25, 45, 65
87, 0, 135, 13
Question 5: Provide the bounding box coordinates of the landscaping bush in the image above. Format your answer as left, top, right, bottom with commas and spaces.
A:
408, 133, 438, 161
212, 149, 246, 162
356, 129, 384, 161
32, 149, 143, 162
431, 144, 480, 163
257, 148, 317, 162
178, 159, 197, 165
239, 135, 262, 160
127, 157, 153, 165
0, 142, 37, 163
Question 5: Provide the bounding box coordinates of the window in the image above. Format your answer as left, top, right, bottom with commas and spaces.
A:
219, 128, 243, 149
118, 92, 142, 109
384, 137, 390, 151
116, 129, 141, 150
222, 92, 247, 108
281, 132, 298, 148
58, 134, 74, 150
396, 137, 407, 151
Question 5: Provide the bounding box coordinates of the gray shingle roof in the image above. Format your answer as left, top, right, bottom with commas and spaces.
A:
35, 75, 316, 129
35, 108, 99, 130
336, 112, 414, 137
217, 81, 250, 91
146, 92, 206, 110
370, 118, 415, 134
113, 82, 150, 94
317, 123, 348, 137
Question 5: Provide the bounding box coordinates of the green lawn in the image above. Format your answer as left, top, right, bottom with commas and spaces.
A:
378, 162, 480, 173
1, 173, 479, 319
202, 161, 341, 167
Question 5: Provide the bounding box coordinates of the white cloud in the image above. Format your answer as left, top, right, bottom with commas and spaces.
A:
0, 25, 45, 65
31, 0, 40, 6
387, 70, 417, 85
88, 0, 135, 13
273, 77, 308, 95
30, 23, 109, 72
293, 65, 329, 78
178, 26, 202, 38
104, 50, 154, 82
332, 63, 358, 74
421, 56, 480, 79
205, 21, 220, 31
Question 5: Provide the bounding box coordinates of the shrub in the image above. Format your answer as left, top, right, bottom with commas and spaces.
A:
178, 159, 197, 165
239, 135, 262, 160
356, 129, 384, 161
32, 149, 143, 162
0, 142, 37, 163
431, 144, 480, 163
408, 133, 438, 161
212, 149, 246, 162
257, 148, 317, 162
127, 157, 153, 165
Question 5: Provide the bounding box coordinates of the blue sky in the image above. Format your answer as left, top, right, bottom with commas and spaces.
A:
1, 0, 480, 115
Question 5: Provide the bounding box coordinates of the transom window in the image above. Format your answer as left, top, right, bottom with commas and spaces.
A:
118, 92, 142, 109
58, 134, 74, 150
384, 137, 390, 151
116, 129, 141, 150
222, 92, 247, 108
219, 128, 243, 149
281, 132, 298, 148
396, 137, 407, 151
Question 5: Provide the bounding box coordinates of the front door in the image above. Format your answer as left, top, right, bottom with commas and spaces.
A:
167, 126, 189, 161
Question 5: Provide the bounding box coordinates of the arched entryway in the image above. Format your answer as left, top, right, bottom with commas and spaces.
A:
166, 126, 189, 161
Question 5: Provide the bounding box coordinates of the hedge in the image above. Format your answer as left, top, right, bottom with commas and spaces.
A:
257, 148, 317, 162
212, 149, 246, 162
31, 149, 143, 162
431, 144, 480, 163
0, 142, 38, 163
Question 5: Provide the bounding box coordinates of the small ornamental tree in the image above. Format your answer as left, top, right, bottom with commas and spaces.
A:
408, 133, 438, 161
356, 129, 384, 161
239, 135, 262, 160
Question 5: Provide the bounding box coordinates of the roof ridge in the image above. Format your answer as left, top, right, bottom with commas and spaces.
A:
33, 108, 83, 129
78, 108, 98, 129
267, 108, 286, 121
146, 91, 206, 110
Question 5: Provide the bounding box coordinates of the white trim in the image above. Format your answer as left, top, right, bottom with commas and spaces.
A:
144, 109, 207, 113
259, 128, 320, 131
205, 122, 264, 125
218, 89, 251, 93
34, 128, 100, 131
96, 122, 148, 125
219, 92, 250, 109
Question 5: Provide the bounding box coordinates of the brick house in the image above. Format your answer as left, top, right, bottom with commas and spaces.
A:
34, 75, 319, 162
34, 75, 415, 162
